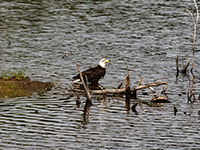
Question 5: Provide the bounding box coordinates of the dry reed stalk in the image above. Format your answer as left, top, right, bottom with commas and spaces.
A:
183, 0, 199, 74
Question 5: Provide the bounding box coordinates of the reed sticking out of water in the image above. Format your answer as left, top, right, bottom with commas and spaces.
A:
185, 0, 199, 102
184, 0, 199, 74
187, 75, 196, 103
125, 64, 131, 113
174, 105, 178, 116
176, 0, 199, 76
175, 0, 199, 103
176, 54, 179, 77
181, 61, 190, 74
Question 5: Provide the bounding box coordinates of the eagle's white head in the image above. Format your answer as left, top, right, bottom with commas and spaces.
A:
99, 58, 109, 68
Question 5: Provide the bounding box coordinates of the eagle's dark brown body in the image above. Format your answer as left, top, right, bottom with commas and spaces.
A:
72, 65, 106, 85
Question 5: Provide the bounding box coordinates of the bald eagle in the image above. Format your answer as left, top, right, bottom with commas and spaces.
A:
72, 58, 109, 85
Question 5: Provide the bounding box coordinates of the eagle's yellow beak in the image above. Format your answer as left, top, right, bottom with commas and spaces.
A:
105, 60, 109, 63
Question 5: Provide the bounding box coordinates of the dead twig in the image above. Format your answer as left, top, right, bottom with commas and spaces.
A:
160, 76, 168, 95
62, 52, 72, 59
116, 83, 123, 89
137, 78, 143, 86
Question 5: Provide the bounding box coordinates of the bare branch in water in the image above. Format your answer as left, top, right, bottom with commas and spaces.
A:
62, 52, 72, 59
76, 63, 92, 102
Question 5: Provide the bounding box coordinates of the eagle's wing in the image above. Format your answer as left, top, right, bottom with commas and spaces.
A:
82, 66, 106, 84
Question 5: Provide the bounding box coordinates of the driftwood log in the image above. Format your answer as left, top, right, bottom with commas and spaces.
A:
71, 81, 167, 96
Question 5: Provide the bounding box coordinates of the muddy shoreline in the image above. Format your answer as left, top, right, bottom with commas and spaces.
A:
0, 77, 54, 98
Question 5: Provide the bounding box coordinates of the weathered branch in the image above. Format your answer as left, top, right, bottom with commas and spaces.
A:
137, 78, 143, 86
70, 81, 167, 95
76, 63, 91, 102
150, 78, 169, 103
160, 76, 168, 94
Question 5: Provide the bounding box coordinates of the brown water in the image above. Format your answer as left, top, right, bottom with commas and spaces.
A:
0, 0, 200, 149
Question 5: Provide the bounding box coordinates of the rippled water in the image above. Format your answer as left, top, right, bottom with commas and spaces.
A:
0, 0, 200, 149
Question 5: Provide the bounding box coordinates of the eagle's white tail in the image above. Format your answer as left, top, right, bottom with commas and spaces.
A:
72, 79, 81, 83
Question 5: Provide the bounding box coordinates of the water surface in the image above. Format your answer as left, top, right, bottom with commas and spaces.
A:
0, 0, 200, 149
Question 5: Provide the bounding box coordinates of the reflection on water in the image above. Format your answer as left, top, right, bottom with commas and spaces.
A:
80, 99, 92, 128
1, 0, 200, 149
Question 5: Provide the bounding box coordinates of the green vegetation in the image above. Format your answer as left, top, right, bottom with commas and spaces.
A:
0, 70, 26, 80
0, 70, 54, 98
